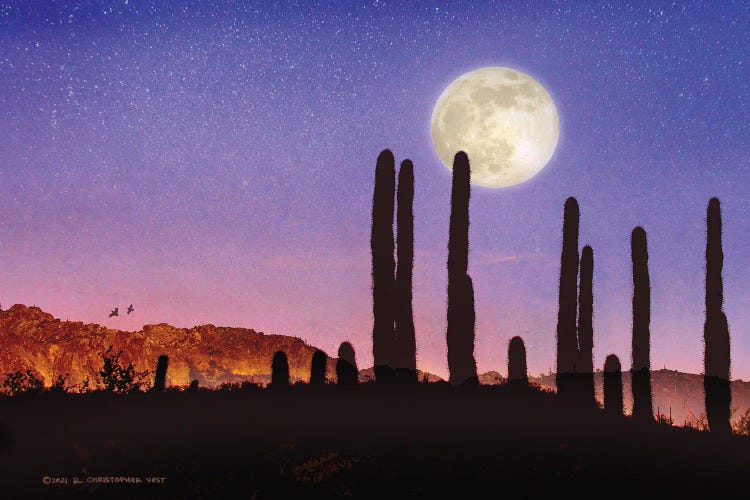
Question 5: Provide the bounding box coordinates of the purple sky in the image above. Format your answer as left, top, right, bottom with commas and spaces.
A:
1, 1, 749, 380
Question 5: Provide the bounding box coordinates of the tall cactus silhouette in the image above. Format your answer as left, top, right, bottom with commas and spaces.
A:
508, 336, 528, 384
446, 151, 477, 386
395, 159, 417, 383
336, 342, 358, 385
704, 198, 731, 435
371, 149, 397, 383
603, 354, 623, 416
631, 226, 653, 421
152, 355, 168, 392
271, 350, 289, 389
577, 245, 595, 405
310, 349, 327, 386
556, 197, 579, 400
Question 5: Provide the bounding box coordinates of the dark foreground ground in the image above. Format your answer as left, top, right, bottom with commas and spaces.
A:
1, 383, 749, 499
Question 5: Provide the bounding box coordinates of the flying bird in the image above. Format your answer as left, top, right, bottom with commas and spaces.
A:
127, 304, 134, 315
109, 307, 119, 318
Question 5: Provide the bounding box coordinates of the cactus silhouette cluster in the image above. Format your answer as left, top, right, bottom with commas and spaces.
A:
704, 198, 731, 435
75, 174, 742, 447
446, 152, 477, 386
631, 226, 653, 422
555, 198, 594, 404
549, 198, 735, 428
138, 154, 736, 445
370, 150, 417, 383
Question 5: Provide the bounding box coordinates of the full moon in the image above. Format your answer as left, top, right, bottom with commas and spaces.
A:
430, 67, 559, 188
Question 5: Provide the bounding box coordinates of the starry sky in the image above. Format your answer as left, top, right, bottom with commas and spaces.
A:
1, 1, 749, 380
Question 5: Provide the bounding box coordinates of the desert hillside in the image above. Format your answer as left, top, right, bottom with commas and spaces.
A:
3, 303, 750, 425
0, 304, 335, 388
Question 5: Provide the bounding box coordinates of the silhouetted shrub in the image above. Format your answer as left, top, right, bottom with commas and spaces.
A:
508, 336, 528, 384
49, 374, 70, 394
310, 349, 327, 386
336, 342, 358, 385
446, 151, 477, 386
704, 198, 731, 435
99, 345, 149, 394
152, 355, 169, 392
188, 379, 199, 391
603, 354, 623, 416
655, 408, 674, 426
71, 377, 90, 394
395, 159, 417, 383
2, 369, 44, 396
556, 197, 579, 401
631, 227, 653, 422
684, 411, 709, 432
240, 380, 261, 391
271, 351, 290, 389
218, 382, 242, 392
371, 149, 397, 383
577, 245, 595, 405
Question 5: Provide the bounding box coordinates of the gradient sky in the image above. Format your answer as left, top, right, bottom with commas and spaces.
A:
1, 1, 749, 380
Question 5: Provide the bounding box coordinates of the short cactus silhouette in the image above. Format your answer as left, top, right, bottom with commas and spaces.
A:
446, 151, 477, 386
371, 149, 397, 383
704, 198, 731, 435
631, 226, 653, 422
271, 350, 289, 389
603, 354, 623, 416
556, 197, 579, 400
336, 342, 358, 385
310, 349, 327, 386
577, 245, 594, 405
395, 159, 417, 383
152, 354, 168, 392
507, 336, 528, 384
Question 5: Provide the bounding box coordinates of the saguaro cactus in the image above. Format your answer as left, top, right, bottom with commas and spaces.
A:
631, 226, 653, 422
556, 197, 579, 400
271, 351, 289, 389
704, 198, 731, 435
603, 354, 623, 416
310, 349, 327, 386
152, 355, 169, 392
336, 342, 358, 385
395, 159, 417, 383
508, 336, 528, 384
371, 149, 397, 383
446, 151, 477, 386
577, 245, 595, 405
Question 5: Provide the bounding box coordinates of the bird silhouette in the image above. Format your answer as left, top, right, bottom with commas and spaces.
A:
127, 304, 134, 315
109, 307, 119, 318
